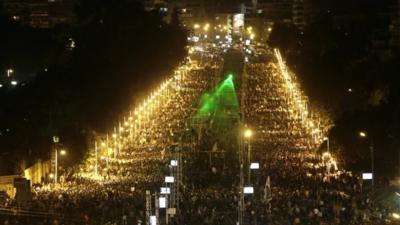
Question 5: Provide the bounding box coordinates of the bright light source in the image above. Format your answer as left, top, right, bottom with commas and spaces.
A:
193, 24, 200, 29
244, 129, 253, 138
11, 80, 18, 86
160, 187, 171, 194
159, 197, 167, 208
393, 213, 400, 219
322, 152, 331, 158
192, 36, 199, 42
348, 88, 353, 92
60, 150, 67, 156
250, 163, 259, 169
49, 173, 54, 179
359, 131, 367, 138
244, 187, 254, 194
108, 148, 113, 155
170, 160, 178, 166
165, 176, 174, 183
7, 69, 14, 77
362, 173, 373, 180
216, 35, 220, 39
245, 39, 250, 45
0, 84, 2, 88
150, 216, 157, 225
268, 27, 272, 32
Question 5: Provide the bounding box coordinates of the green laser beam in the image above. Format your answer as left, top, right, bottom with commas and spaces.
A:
194, 74, 239, 126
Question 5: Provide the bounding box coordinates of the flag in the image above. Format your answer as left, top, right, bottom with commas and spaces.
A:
264, 176, 272, 203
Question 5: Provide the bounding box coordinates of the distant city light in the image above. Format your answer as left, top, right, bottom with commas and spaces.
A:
0, 84, 2, 88
11, 80, 18, 86
359, 131, 367, 138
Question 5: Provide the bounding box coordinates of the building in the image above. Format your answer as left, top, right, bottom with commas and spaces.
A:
256, 0, 293, 24
24, 159, 52, 185
0, 175, 31, 203
1, 0, 76, 28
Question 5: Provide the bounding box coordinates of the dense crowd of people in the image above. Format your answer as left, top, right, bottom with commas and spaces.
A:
0, 47, 397, 225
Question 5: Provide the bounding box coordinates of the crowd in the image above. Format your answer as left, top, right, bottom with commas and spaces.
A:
0, 47, 397, 225
0, 59, 220, 225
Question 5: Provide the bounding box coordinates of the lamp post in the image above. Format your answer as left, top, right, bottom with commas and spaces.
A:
323, 136, 330, 153
244, 128, 253, 184
359, 131, 374, 187
55, 149, 66, 184
52, 136, 59, 183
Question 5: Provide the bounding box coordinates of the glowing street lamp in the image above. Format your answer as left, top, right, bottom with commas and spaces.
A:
6, 68, 14, 77
359, 131, 367, 138
244, 129, 253, 139
54, 148, 66, 183
243, 128, 254, 183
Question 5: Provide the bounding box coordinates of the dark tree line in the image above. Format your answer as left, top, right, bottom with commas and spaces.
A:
0, 0, 187, 174
269, 0, 400, 177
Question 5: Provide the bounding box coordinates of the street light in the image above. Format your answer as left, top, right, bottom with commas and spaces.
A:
359, 131, 374, 187
244, 129, 253, 138
7, 69, 14, 77
244, 128, 254, 184
54, 148, 66, 184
